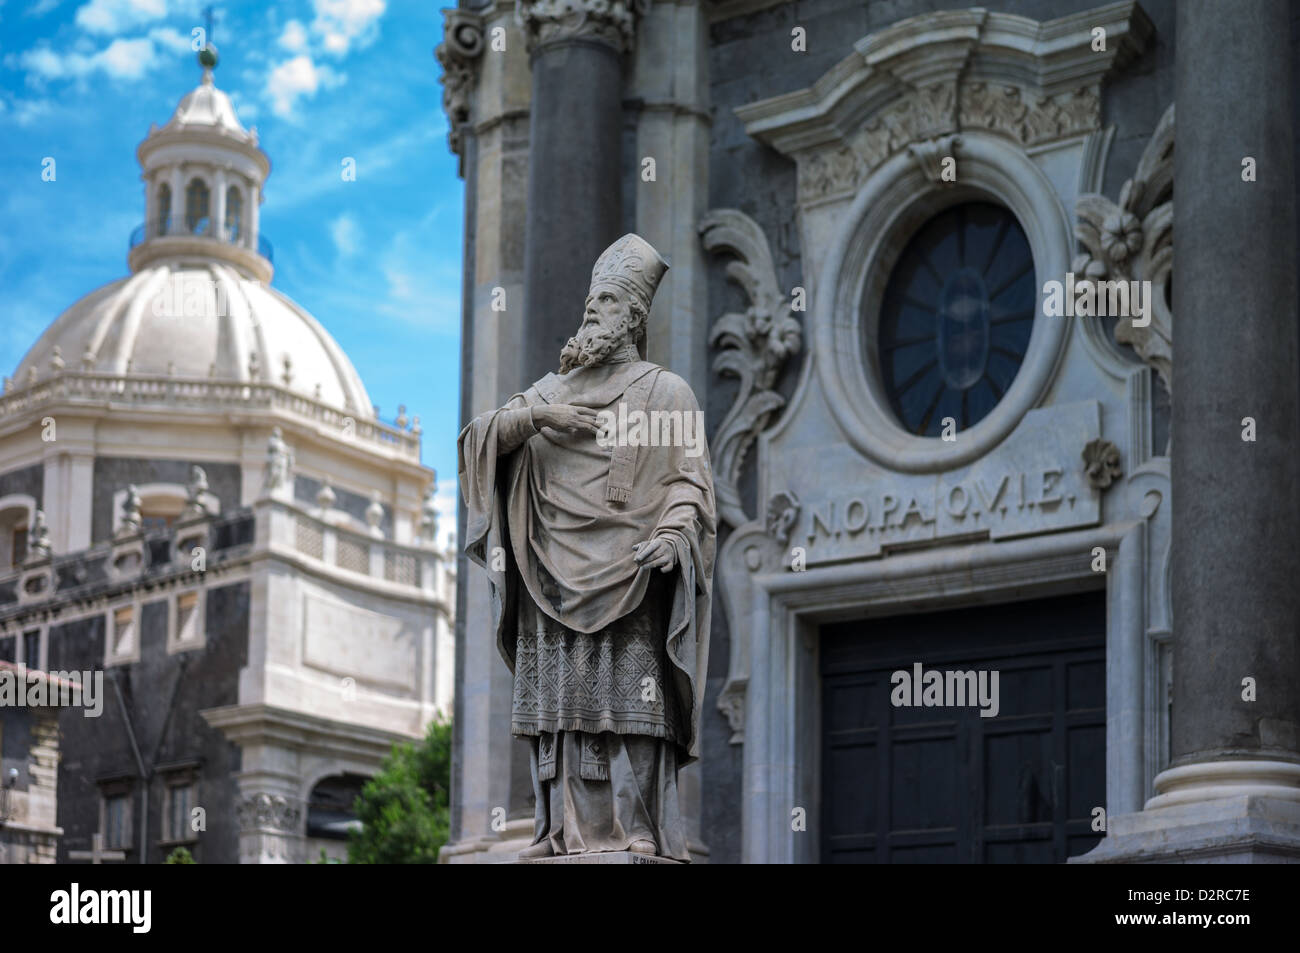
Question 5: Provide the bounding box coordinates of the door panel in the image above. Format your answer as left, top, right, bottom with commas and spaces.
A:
820, 591, 1106, 864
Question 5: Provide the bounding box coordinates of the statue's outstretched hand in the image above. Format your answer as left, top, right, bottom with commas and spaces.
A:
533, 403, 600, 435
633, 536, 677, 573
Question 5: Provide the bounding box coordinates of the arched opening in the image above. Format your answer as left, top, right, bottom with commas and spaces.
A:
185, 177, 210, 234
156, 183, 172, 238
305, 774, 368, 861
225, 186, 243, 243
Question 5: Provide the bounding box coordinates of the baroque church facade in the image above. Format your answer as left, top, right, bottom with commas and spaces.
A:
439, 0, 1300, 862
0, 58, 454, 864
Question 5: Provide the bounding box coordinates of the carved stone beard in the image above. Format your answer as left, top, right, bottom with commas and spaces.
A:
559, 314, 632, 373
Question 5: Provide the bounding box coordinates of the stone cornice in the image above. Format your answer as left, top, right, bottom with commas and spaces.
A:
737, 2, 1153, 158
201, 702, 419, 753
705, 0, 786, 24
516, 0, 648, 54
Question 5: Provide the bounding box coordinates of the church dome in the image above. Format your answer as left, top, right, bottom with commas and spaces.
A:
13, 261, 373, 415
6, 50, 375, 421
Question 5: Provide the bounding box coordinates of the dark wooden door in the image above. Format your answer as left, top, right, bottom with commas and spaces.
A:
819, 591, 1106, 863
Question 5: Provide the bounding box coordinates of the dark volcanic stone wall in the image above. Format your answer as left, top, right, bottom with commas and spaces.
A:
699, 0, 1177, 863
49, 580, 249, 864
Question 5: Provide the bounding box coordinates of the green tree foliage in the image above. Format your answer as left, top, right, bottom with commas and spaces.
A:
347, 713, 451, 864
164, 846, 196, 864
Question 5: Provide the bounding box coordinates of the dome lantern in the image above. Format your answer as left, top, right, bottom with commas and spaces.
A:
130, 44, 272, 282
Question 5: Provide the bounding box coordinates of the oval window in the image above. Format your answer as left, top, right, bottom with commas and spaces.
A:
876, 203, 1035, 436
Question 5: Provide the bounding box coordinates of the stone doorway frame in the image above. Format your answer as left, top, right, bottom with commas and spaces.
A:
737, 510, 1168, 864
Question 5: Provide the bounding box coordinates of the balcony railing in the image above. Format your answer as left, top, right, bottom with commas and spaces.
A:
0, 372, 421, 459
129, 221, 273, 264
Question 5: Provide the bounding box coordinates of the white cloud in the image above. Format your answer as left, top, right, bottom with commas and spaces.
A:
330, 213, 359, 258
266, 54, 343, 118
10, 98, 53, 125
18, 46, 69, 79
278, 19, 308, 53
147, 25, 191, 55
19, 35, 160, 81
74, 0, 167, 35
96, 36, 155, 79
311, 0, 385, 57
26, 0, 62, 17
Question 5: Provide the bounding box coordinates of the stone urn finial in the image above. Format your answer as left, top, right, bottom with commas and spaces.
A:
181, 466, 211, 521
263, 427, 294, 499
118, 486, 143, 538
366, 491, 384, 536
25, 510, 52, 563
316, 480, 337, 510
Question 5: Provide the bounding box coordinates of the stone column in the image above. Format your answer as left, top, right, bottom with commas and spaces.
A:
630, 0, 712, 403
516, 0, 636, 385
213, 168, 228, 240
437, 2, 540, 863
1170, 0, 1300, 782
168, 166, 184, 235
1079, 0, 1300, 862
248, 184, 260, 252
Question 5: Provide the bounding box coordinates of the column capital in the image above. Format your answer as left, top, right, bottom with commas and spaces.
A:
516, 0, 647, 55
436, 8, 487, 164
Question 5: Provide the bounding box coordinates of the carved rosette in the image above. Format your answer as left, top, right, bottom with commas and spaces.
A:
515, 0, 647, 54
797, 81, 1101, 203
698, 209, 803, 529
1083, 438, 1122, 491
765, 491, 800, 546
435, 9, 485, 163
237, 793, 302, 833
1074, 103, 1174, 393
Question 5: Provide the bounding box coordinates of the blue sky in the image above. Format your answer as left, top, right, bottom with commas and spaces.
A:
0, 0, 464, 534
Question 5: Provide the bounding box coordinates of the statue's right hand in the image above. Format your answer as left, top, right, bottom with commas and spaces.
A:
533, 403, 601, 435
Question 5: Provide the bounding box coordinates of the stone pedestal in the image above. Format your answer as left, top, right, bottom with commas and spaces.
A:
521, 851, 683, 865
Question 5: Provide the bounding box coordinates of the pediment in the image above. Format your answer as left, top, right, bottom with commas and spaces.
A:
735, 3, 1153, 205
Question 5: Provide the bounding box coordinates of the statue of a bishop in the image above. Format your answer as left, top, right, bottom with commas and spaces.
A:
459, 234, 715, 861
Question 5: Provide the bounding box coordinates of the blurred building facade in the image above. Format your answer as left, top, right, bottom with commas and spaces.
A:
0, 58, 455, 864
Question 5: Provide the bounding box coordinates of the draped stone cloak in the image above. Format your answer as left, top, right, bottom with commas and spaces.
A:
458, 360, 715, 765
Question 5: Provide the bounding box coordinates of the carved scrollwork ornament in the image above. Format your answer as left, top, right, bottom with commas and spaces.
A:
1074, 103, 1174, 393
699, 209, 803, 529
796, 82, 1101, 203
435, 9, 485, 162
